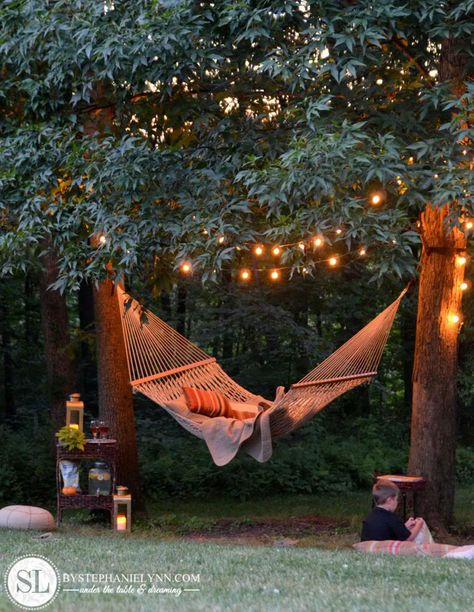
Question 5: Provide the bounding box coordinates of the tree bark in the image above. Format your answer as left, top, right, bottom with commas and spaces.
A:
85, 93, 144, 511
93, 278, 143, 509
408, 34, 470, 529
176, 281, 187, 336
39, 240, 75, 430
409, 205, 466, 527
0, 279, 16, 420
78, 280, 98, 412
24, 273, 39, 345
221, 271, 234, 361
400, 295, 416, 413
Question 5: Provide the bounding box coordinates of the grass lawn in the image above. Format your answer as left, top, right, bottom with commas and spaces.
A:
0, 489, 473, 611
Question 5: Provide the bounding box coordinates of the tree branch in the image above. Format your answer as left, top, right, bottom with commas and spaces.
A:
391, 37, 435, 87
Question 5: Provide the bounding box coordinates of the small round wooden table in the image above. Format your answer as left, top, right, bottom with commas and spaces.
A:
376, 474, 427, 520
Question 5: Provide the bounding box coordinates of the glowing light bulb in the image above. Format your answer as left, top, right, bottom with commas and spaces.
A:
335, 228, 342, 235
460, 282, 468, 291
270, 269, 280, 281
450, 314, 460, 324
328, 257, 338, 267
466, 221, 473, 230
457, 256, 467, 266
313, 237, 323, 248
376, 78, 383, 85
240, 269, 251, 281
433, 174, 439, 179
254, 245, 264, 256
202, 229, 209, 235
99, 234, 106, 244
272, 246, 281, 256
370, 192, 384, 206
180, 261, 192, 274
463, 149, 468, 156
298, 242, 305, 251
407, 156, 414, 165
218, 235, 225, 244
359, 248, 366, 256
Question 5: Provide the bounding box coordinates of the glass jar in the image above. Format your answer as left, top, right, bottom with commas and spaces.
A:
88, 461, 111, 496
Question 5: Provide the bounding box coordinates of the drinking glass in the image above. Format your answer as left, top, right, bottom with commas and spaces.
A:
90, 419, 99, 440
99, 421, 110, 439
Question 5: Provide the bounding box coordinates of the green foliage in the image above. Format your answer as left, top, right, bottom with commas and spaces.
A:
1, 0, 473, 287
138, 408, 408, 500
0, 425, 55, 506
1, 0, 474, 517
456, 447, 474, 485
55, 425, 85, 451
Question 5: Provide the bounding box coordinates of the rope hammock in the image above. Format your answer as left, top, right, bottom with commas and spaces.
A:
118, 286, 407, 465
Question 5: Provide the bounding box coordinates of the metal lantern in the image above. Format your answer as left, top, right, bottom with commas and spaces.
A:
113, 494, 132, 533
66, 393, 84, 432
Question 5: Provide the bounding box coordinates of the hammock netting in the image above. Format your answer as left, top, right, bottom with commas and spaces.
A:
118, 286, 406, 450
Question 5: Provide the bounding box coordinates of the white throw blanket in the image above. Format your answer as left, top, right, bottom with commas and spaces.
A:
162, 392, 284, 466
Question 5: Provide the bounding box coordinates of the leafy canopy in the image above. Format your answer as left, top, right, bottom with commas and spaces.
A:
1, 1, 473, 289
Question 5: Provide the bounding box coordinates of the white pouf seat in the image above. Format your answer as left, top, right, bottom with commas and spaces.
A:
0, 505, 55, 530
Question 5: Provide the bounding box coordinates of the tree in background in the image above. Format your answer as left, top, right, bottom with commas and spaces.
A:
1, 1, 473, 525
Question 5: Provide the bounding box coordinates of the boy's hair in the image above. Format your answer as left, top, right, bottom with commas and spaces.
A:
372, 479, 400, 505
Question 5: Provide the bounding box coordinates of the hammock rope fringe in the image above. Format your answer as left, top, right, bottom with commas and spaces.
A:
118, 286, 407, 449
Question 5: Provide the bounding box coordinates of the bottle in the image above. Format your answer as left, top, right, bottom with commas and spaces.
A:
88, 461, 111, 496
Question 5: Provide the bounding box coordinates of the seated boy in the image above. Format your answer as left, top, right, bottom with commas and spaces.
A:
360, 479, 429, 542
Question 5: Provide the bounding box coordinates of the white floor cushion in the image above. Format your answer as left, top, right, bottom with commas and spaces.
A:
0, 505, 55, 530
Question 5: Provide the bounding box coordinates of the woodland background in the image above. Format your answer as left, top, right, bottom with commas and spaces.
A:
1, 271, 474, 506
1, 1, 474, 521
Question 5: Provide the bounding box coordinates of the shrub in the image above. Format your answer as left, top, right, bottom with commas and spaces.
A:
456, 447, 474, 484
137, 411, 409, 499
0, 424, 55, 507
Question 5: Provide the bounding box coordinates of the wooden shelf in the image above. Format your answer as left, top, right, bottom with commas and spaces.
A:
56, 441, 117, 526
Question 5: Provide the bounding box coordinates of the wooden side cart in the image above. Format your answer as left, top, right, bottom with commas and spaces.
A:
56, 440, 117, 527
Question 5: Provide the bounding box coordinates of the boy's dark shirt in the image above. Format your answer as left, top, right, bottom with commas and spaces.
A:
360, 506, 411, 541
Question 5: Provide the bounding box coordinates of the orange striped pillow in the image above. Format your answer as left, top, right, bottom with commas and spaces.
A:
182, 387, 232, 418
353, 541, 456, 557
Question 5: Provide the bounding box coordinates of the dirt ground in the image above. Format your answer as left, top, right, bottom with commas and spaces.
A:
185, 514, 348, 546
183, 515, 474, 548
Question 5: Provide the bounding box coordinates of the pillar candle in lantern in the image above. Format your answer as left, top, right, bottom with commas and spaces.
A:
113, 494, 132, 533
66, 393, 84, 432
116, 515, 127, 531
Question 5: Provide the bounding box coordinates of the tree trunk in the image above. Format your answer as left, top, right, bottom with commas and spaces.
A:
93, 278, 143, 509
176, 281, 187, 336
85, 92, 144, 512
78, 280, 98, 412
409, 205, 466, 527
400, 295, 416, 413
24, 273, 39, 345
39, 240, 75, 430
0, 279, 16, 421
221, 271, 234, 361
408, 35, 470, 529
160, 290, 172, 319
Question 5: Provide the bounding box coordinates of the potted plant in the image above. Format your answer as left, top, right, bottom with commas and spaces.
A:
55, 425, 86, 451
